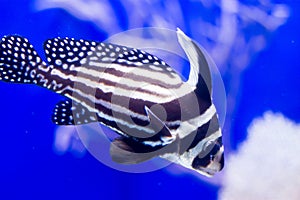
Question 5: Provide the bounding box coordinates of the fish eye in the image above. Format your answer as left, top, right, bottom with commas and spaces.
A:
192, 139, 223, 170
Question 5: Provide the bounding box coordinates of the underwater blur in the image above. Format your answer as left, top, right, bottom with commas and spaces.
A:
0, 0, 299, 199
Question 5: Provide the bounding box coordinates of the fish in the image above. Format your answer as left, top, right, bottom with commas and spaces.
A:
0, 28, 224, 177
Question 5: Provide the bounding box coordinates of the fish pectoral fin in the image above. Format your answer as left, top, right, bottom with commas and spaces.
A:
110, 137, 159, 164
52, 99, 98, 125
109, 107, 176, 164
144, 106, 173, 145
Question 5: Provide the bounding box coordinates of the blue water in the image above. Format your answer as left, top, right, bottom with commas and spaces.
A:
0, 0, 299, 199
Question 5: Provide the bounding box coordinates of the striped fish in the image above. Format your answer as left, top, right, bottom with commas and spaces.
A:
0, 29, 224, 177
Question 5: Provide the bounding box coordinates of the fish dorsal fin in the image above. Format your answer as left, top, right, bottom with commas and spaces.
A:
43, 37, 98, 69
43, 37, 174, 71
177, 28, 212, 98
52, 99, 98, 125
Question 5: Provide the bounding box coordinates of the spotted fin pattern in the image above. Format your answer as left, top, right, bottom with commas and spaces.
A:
0, 30, 225, 177
0, 35, 46, 84
52, 99, 98, 125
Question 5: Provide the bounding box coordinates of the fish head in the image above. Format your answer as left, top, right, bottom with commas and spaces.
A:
191, 133, 224, 177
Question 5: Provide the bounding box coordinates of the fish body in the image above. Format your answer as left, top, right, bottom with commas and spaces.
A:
0, 29, 224, 176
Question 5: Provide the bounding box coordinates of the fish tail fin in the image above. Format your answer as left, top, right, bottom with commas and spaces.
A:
0, 35, 46, 84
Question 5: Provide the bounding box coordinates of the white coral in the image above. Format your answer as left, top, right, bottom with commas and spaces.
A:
219, 112, 300, 200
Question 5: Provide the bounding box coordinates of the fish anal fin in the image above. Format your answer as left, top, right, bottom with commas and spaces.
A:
52, 99, 98, 125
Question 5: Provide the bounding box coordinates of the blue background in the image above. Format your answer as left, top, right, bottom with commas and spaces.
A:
0, 0, 299, 199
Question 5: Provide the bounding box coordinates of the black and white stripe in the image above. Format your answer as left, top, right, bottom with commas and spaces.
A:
41, 36, 202, 138
0, 29, 224, 177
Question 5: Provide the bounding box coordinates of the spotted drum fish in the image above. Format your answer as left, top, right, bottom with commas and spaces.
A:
0, 29, 224, 176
